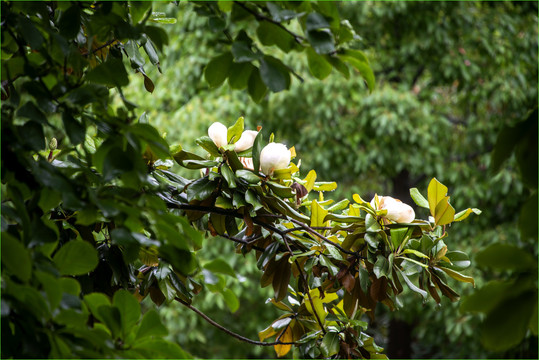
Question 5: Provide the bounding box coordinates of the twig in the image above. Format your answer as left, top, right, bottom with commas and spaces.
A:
175, 297, 296, 346
220, 233, 265, 252
234, 1, 305, 44
259, 213, 357, 256
81, 39, 118, 57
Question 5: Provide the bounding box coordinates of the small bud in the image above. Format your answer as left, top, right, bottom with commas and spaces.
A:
49, 138, 57, 150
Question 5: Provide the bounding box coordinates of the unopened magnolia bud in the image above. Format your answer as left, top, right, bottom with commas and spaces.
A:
234, 130, 258, 152
49, 138, 57, 150
371, 195, 415, 223
208, 122, 228, 148
259, 143, 291, 176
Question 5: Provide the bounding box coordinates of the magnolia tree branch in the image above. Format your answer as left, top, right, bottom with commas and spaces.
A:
175, 297, 296, 347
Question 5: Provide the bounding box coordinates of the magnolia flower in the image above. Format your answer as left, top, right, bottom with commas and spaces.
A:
208, 122, 228, 148
371, 195, 415, 223
259, 143, 291, 176
234, 130, 258, 152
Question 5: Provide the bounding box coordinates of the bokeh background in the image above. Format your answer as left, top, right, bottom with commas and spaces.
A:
123, 1, 538, 358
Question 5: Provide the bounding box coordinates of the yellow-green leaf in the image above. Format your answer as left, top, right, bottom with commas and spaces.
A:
227, 116, 244, 143
259, 324, 277, 341
439, 267, 475, 287
274, 326, 293, 357
311, 199, 329, 229
427, 178, 448, 218
454, 208, 482, 222
304, 169, 317, 192
434, 197, 455, 226
352, 193, 367, 205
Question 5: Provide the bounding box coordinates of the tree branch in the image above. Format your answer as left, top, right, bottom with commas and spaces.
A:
259, 213, 359, 256
175, 297, 296, 346
234, 1, 305, 44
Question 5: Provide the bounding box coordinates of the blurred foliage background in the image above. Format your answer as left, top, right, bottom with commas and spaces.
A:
122, 1, 538, 359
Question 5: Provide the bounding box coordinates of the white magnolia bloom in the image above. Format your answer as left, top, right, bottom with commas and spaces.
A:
234, 130, 258, 152
371, 195, 415, 223
259, 143, 291, 176
208, 122, 228, 148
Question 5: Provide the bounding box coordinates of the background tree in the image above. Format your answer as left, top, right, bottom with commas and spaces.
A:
1, 2, 536, 360
121, 1, 538, 358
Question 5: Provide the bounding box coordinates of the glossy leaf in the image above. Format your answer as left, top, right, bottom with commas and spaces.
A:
320, 331, 340, 358
53, 240, 98, 276
259, 55, 291, 93
136, 309, 168, 340
204, 52, 233, 88
409, 188, 429, 208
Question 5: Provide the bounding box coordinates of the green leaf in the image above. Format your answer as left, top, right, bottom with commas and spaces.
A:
390, 227, 412, 249
245, 189, 263, 211
86, 58, 129, 87
129, 1, 152, 24
267, 181, 295, 198
480, 292, 537, 352
17, 15, 44, 50
196, 136, 221, 157
339, 50, 375, 92
252, 131, 264, 174
59, 5, 81, 39
129, 123, 170, 159
320, 331, 340, 358
219, 163, 236, 188
306, 47, 332, 80
83, 293, 111, 321
53, 240, 98, 276
256, 21, 296, 53
327, 56, 350, 79
186, 178, 216, 201
519, 193, 538, 240
227, 116, 244, 143
231, 40, 262, 62
136, 309, 168, 340
373, 255, 390, 279
259, 55, 291, 93
235, 169, 260, 184
307, 29, 336, 55
203, 258, 236, 278
409, 188, 429, 208
113, 289, 141, 337
132, 338, 191, 359
444, 251, 471, 271
399, 270, 428, 300
204, 52, 233, 88
221, 288, 240, 313
400, 248, 430, 260
124, 40, 145, 68
247, 67, 268, 103
228, 62, 254, 90
97, 305, 122, 338
62, 111, 85, 145
475, 243, 536, 272
306, 12, 330, 31
1, 233, 32, 282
